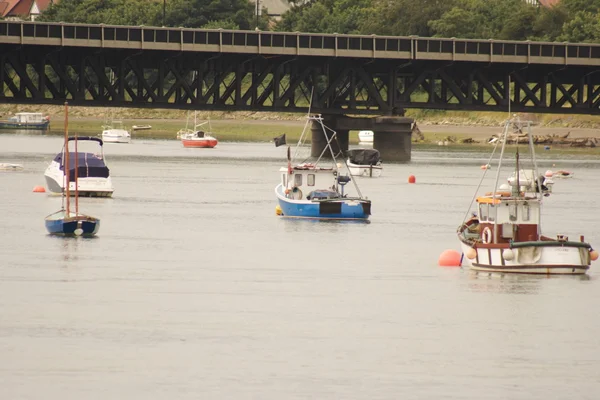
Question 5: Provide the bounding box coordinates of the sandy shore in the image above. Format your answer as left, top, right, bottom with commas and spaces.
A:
420, 124, 600, 139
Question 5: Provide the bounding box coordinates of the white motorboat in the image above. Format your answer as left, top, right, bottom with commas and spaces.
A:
507, 169, 554, 193
358, 130, 373, 143
102, 120, 131, 143
44, 136, 114, 197
346, 149, 383, 177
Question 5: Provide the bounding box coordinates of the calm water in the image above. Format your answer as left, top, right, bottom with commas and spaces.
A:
1, 133, 600, 399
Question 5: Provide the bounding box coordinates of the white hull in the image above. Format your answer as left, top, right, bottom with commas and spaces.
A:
358, 131, 373, 143
459, 242, 590, 275
44, 161, 114, 197
348, 163, 383, 177
102, 129, 131, 143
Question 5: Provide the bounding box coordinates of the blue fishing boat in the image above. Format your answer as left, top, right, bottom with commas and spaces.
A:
45, 103, 100, 237
274, 115, 371, 220
0, 112, 50, 130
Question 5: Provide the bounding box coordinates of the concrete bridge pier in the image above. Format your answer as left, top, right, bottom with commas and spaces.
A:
310, 115, 414, 162
372, 117, 414, 162
310, 116, 349, 158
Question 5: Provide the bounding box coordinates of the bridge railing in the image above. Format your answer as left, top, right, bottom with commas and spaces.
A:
1, 20, 600, 66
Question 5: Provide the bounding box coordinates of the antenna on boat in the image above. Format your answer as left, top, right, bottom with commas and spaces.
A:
74, 113, 79, 216
64, 102, 71, 217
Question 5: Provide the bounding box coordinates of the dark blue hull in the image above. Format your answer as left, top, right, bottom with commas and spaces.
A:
45, 211, 100, 237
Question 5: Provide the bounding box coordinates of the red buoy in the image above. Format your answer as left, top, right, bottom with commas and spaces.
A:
33, 186, 46, 193
408, 175, 416, 184
438, 249, 462, 267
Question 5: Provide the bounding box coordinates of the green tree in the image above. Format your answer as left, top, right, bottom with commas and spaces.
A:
165, 0, 255, 29
39, 0, 162, 25
276, 0, 371, 34
428, 0, 536, 40
557, 11, 600, 42
39, 0, 258, 29
361, 0, 458, 36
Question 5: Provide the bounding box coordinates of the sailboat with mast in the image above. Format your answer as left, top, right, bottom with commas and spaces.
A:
457, 116, 597, 274
45, 103, 100, 237
177, 112, 218, 148
274, 115, 371, 220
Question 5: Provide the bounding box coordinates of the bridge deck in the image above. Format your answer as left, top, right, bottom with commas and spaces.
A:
2, 21, 600, 66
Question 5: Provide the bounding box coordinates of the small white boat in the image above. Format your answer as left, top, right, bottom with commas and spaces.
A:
102, 120, 131, 143
0, 163, 24, 171
44, 136, 114, 197
347, 149, 383, 177
358, 130, 373, 143
507, 169, 554, 193
457, 117, 596, 275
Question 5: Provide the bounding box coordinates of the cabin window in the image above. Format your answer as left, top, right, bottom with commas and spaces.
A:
509, 203, 517, 221
488, 204, 495, 222
294, 174, 302, 186
479, 204, 488, 221
307, 174, 315, 186
522, 204, 530, 221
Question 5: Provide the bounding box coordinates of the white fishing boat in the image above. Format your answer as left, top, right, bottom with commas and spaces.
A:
358, 130, 373, 143
347, 149, 383, 177
101, 120, 131, 143
457, 117, 597, 275
44, 136, 114, 197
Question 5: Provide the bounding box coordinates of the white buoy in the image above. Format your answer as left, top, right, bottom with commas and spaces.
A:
74, 228, 83, 236
503, 249, 515, 261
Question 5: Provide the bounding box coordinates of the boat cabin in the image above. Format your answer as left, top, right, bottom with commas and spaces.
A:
474, 194, 541, 244
9, 112, 47, 123
279, 165, 350, 200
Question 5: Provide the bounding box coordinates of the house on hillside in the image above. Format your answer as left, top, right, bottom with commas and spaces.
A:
253, 0, 290, 20
524, 0, 560, 6
0, 0, 56, 21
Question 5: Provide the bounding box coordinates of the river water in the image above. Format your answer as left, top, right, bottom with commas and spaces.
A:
1, 133, 600, 399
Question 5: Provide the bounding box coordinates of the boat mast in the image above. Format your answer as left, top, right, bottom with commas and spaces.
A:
64, 102, 71, 216
74, 121, 79, 216
491, 118, 510, 243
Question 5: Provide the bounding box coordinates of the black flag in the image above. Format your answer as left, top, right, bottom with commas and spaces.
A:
273, 134, 286, 147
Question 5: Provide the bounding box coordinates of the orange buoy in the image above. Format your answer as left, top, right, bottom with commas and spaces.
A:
438, 249, 462, 267
33, 185, 46, 193
590, 250, 599, 261
408, 175, 416, 184
480, 164, 490, 170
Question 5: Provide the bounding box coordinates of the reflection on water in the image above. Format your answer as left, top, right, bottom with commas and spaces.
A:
2, 136, 600, 400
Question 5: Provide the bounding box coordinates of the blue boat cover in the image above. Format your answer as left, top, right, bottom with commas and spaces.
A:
54, 152, 109, 180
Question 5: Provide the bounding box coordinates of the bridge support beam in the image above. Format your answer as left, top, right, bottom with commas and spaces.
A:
311, 116, 349, 158
372, 117, 414, 162
311, 115, 413, 162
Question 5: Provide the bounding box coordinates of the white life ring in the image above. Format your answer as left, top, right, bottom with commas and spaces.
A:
481, 227, 492, 244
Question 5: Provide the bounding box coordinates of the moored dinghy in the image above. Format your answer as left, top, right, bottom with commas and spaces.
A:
45, 103, 100, 237
457, 117, 596, 275
347, 149, 383, 177
274, 115, 371, 220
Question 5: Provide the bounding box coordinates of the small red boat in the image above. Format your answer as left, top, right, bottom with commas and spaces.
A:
177, 114, 218, 148
180, 130, 218, 148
